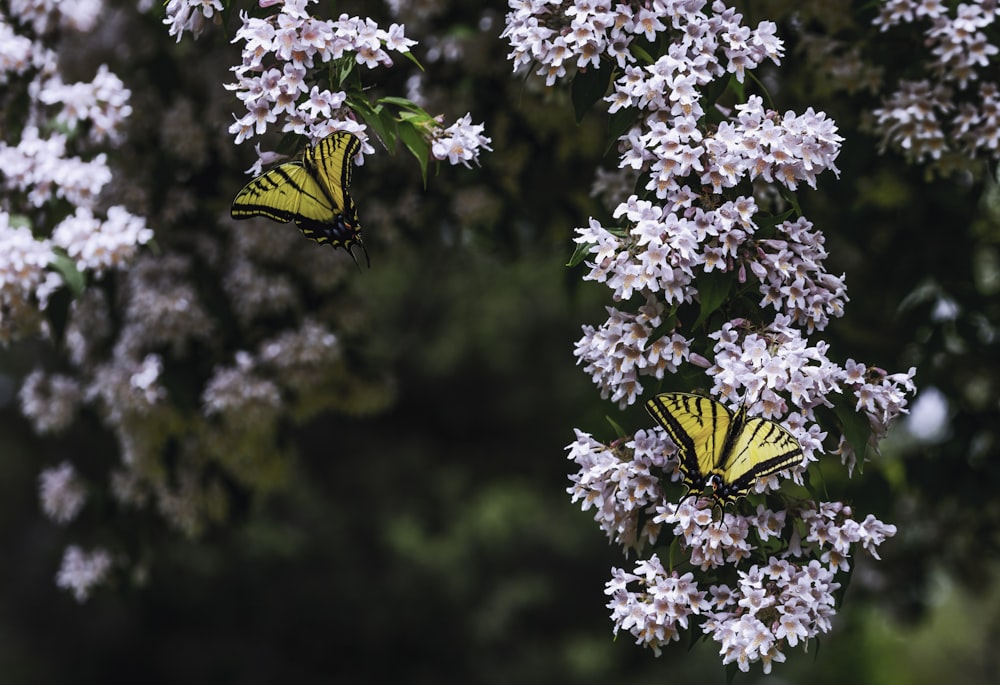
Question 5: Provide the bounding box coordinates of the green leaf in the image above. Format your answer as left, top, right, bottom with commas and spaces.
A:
397, 119, 429, 186
691, 269, 732, 330
724, 661, 740, 685
571, 62, 613, 123
378, 96, 428, 114
605, 415, 627, 439
333, 56, 358, 90
45, 284, 72, 344
50, 252, 85, 297
566, 240, 593, 268
607, 107, 639, 155
349, 95, 396, 150
400, 50, 424, 71
629, 43, 654, 65
831, 394, 873, 471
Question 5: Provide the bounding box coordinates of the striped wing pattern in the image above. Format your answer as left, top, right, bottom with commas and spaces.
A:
231, 131, 367, 265
645, 392, 803, 506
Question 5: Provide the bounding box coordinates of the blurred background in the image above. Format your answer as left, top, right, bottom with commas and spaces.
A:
2, 1, 1000, 683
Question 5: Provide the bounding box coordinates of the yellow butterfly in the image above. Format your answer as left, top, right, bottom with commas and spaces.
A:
231, 131, 367, 265
645, 392, 803, 507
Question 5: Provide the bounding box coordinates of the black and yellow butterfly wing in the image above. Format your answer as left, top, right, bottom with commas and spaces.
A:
231, 131, 367, 265
645, 392, 803, 506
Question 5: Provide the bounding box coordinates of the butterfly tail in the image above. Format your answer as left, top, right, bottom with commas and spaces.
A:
346, 241, 370, 269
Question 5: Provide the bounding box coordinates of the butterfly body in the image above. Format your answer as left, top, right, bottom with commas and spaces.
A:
645, 392, 803, 507
231, 131, 367, 265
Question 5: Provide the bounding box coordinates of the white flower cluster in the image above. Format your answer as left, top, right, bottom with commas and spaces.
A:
0, 127, 113, 209
38, 461, 88, 524
504, 0, 782, 86
19, 369, 83, 434
108, 255, 216, 362
604, 499, 897, 673
201, 319, 342, 429
221, 0, 490, 172
566, 427, 674, 551
430, 113, 494, 167
36, 64, 134, 144
203, 352, 284, 428
89, 353, 169, 426
872, 0, 1000, 167
162, 0, 223, 42
56, 545, 113, 602
53, 206, 153, 277
605, 558, 709, 656
0, 214, 58, 339
574, 296, 693, 406
0, 17, 33, 82
7, 0, 102, 35
0, 5, 145, 343
507, 2, 917, 673
226, 0, 416, 147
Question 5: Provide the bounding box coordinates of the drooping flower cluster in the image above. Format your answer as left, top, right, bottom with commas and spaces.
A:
0, 3, 146, 343
566, 313, 915, 553
637, 501, 893, 672
872, 0, 1000, 169
579, 432, 901, 672
52, 206, 154, 277
506, 0, 916, 673
19, 370, 83, 435
574, 296, 694, 406
0, 214, 59, 336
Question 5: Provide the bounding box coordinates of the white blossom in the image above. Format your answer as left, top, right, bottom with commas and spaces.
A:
56, 545, 113, 602
39, 462, 87, 523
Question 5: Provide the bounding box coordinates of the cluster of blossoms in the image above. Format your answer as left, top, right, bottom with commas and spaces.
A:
430, 113, 494, 168
0, 3, 147, 343
707, 318, 916, 470
872, 0, 1000, 168
505, 0, 915, 673
225, 1, 415, 148
38, 461, 87, 524
217, 0, 489, 173
573, 427, 900, 672
505, 0, 782, 86
56, 545, 113, 603
6, 0, 103, 35
52, 206, 154, 277
0, 214, 60, 335
36, 64, 134, 145
604, 501, 895, 672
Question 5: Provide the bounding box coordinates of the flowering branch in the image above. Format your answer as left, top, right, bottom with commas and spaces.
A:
0, 7, 149, 344
506, 0, 915, 674
211, 0, 491, 180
